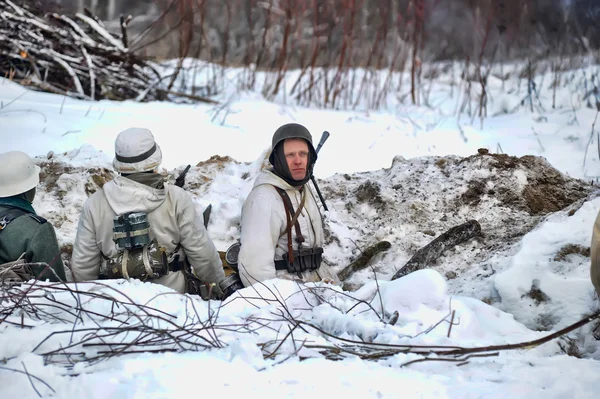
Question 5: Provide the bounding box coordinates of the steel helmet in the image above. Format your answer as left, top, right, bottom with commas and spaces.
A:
0, 151, 41, 197
268, 123, 318, 165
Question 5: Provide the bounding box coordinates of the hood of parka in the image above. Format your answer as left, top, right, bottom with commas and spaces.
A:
103, 175, 167, 216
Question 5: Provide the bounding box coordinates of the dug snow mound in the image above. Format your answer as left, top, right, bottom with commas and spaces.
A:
32, 148, 594, 280
319, 151, 594, 287
29, 147, 597, 335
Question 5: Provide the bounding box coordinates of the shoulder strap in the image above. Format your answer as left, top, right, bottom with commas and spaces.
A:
274, 187, 306, 264
290, 188, 307, 230
0, 207, 46, 232
29, 214, 47, 224
0, 208, 31, 232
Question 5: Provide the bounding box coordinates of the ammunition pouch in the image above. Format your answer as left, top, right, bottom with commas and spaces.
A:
275, 247, 323, 274
181, 265, 213, 300
225, 241, 323, 276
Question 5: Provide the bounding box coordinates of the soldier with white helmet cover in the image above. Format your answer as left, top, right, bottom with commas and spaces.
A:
71, 127, 236, 299
0, 151, 66, 282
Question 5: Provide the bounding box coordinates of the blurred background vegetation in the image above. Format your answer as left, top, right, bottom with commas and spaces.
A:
22, 0, 600, 65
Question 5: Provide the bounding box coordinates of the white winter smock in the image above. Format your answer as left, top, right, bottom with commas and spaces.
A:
237, 169, 338, 287
71, 176, 225, 293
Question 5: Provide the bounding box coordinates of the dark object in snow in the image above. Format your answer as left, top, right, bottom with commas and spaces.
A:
477, 148, 489, 155
202, 204, 212, 229
391, 219, 482, 280
174, 165, 191, 188
337, 240, 391, 281
174, 164, 212, 229
0, 1, 217, 103
386, 310, 399, 326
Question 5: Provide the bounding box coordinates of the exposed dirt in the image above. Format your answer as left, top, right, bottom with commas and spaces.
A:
32, 150, 597, 308
195, 154, 238, 169
354, 180, 385, 210
84, 168, 114, 195
319, 150, 596, 298
457, 153, 591, 215
553, 244, 591, 261
38, 161, 74, 192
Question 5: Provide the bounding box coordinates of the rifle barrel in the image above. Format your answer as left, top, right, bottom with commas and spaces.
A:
315, 131, 330, 154
311, 130, 330, 212
310, 176, 328, 212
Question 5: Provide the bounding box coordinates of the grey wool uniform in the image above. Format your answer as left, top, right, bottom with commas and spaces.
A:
0, 204, 67, 282
0, 151, 67, 282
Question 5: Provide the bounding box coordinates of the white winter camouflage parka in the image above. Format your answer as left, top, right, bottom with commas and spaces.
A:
237, 169, 339, 287
71, 175, 225, 293
591, 209, 600, 297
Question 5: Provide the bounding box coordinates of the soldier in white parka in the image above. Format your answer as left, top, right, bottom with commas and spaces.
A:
237, 123, 339, 287
71, 128, 229, 298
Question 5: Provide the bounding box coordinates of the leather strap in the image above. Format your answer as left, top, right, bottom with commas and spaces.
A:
0, 208, 30, 231
274, 187, 306, 264
278, 188, 295, 263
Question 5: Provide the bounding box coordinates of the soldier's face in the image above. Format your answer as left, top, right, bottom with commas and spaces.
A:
283, 138, 309, 181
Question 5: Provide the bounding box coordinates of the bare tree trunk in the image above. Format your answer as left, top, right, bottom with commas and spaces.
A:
107, 0, 116, 20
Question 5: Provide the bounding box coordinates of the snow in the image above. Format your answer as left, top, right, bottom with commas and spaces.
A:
2, 59, 600, 398
494, 198, 600, 331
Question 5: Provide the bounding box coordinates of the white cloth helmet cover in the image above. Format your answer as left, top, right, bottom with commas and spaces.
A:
113, 128, 163, 173
0, 151, 40, 197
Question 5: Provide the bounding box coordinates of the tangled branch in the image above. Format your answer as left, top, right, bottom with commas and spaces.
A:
2, 270, 598, 378
0, 0, 216, 104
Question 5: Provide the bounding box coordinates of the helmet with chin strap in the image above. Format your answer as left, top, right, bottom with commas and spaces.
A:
268, 123, 318, 166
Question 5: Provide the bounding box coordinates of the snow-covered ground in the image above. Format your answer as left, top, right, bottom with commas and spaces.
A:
2, 59, 600, 398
